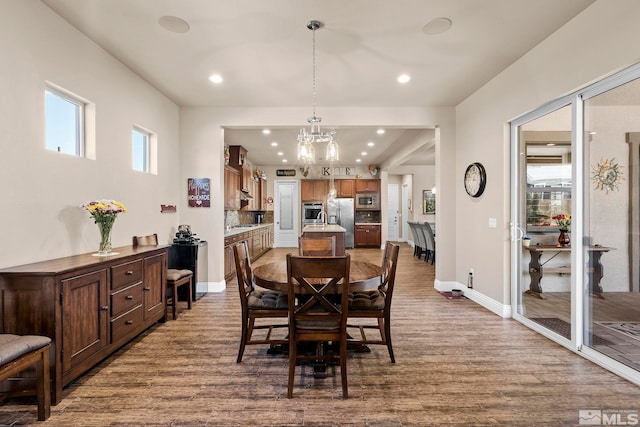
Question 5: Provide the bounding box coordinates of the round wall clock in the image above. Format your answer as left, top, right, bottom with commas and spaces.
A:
464, 162, 486, 198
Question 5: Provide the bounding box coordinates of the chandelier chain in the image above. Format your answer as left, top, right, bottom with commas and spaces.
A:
311, 23, 317, 119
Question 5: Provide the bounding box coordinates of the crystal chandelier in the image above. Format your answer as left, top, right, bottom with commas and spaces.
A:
297, 20, 338, 164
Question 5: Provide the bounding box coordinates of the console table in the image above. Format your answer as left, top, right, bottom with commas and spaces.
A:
0, 245, 168, 404
524, 245, 613, 299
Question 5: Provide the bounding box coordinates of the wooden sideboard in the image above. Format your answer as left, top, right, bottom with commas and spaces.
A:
0, 245, 168, 404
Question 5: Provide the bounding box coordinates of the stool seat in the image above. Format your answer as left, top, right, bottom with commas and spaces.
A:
166, 269, 193, 320
0, 334, 51, 421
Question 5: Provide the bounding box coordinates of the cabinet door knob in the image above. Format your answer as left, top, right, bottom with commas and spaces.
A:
101, 305, 109, 311
126, 295, 134, 300
144, 287, 151, 291
125, 270, 134, 275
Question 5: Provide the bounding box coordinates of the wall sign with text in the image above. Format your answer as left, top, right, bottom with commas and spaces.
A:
188, 178, 210, 207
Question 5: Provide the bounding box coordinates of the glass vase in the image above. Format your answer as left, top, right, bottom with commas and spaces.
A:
97, 220, 114, 256
558, 229, 570, 247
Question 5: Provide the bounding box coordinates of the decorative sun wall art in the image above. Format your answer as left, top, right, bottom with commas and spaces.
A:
592, 157, 624, 194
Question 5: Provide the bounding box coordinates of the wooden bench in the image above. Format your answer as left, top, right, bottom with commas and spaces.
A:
0, 334, 51, 421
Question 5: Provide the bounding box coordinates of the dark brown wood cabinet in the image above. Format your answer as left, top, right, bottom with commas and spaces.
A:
224, 225, 274, 280
224, 165, 240, 210
0, 246, 168, 405
355, 224, 381, 247
355, 179, 380, 193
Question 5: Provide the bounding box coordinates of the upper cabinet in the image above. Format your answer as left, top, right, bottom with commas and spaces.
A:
355, 179, 380, 193
301, 179, 329, 202
224, 166, 240, 210
335, 179, 355, 198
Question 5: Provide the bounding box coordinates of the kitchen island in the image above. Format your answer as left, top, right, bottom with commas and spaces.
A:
302, 224, 347, 255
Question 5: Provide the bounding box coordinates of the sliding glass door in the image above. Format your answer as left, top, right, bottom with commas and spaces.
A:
511, 63, 640, 383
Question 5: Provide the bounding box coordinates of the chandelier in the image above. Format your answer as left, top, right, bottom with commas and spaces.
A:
297, 20, 338, 165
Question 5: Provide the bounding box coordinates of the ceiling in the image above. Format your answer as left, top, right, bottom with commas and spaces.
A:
40, 0, 595, 167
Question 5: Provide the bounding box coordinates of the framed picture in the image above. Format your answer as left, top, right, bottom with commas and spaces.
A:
423, 190, 435, 214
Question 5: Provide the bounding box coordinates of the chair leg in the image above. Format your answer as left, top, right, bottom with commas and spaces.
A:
237, 317, 253, 363
380, 318, 395, 363
171, 283, 178, 320
287, 337, 296, 398
186, 276, 193, 310
340, 338, 348, 399
36, 346, 51, 421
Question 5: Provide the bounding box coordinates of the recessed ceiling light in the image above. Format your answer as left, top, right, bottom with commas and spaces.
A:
546, 143, 556, 146
397, 74, 411, 84
356, 159, 361, 163
209, 74, 223, 84
361, 152, 367, 156
368, 142, 375, 147
422, 17, 452, 35
271, 142, 278, 147
262, 129, 271, 135
376, 129, 385, 135
282, 159, 288, 163
158, 16, 190, 33
277, 151, 283, 156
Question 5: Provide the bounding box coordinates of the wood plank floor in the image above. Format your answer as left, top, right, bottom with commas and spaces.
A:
2, 244, 640, 426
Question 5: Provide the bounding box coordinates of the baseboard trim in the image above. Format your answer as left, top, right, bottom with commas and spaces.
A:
200, 281, 225, 293
434, 279, 511, 318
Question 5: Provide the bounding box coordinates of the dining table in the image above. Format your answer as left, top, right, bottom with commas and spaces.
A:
252, 258, 383, 378
253, 259, 383, 294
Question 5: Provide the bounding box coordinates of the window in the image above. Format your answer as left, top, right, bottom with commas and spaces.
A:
132, 127, 150, 172
45, 87, 85, 156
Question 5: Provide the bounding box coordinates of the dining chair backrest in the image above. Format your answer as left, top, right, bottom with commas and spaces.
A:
422, 222, 435, 252
233, 240, 254, 310
298, 236, 336, 256
407, 222, 419, 246
380, 241, 400, 304
133, 233, 158, 246
286, 254, 351, 398
232, 240, 288, 363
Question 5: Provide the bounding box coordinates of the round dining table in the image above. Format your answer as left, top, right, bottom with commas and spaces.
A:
253, 259, 383, 293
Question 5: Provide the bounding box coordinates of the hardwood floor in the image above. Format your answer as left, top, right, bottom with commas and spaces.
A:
2, 244, 640, 426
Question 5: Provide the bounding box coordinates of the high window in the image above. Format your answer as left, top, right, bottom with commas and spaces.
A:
45, 87, 85, 156
132, 127, 150, 172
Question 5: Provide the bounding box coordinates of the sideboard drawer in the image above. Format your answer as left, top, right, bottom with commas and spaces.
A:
111, 305, 144, 343
111, 259, 143, 290
111, 282, 143, 318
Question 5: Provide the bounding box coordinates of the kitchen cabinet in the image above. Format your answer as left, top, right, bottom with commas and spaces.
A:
335, 179, 355, 198
355, 179, 380, 193
224, 224, 274, 279
0, 246, 167, 405
301, 179, 328, 202
224, 166, 240, 210
355, 224, 381, 247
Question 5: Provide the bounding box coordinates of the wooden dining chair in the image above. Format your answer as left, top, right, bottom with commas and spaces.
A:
298, 236, 336, 256
286, 254, 351, 398
133, 233, 192, 320
233, 241, 288, 363
348, 241, 400, 363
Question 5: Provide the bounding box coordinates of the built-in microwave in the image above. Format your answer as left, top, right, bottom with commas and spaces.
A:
356, 193, 379, 210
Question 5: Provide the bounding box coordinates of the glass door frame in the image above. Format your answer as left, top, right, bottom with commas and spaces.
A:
509, 62, 640, 386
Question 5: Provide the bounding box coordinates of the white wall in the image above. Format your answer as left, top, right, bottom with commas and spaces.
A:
0, 0, 180, 268
455, 0, 640, 304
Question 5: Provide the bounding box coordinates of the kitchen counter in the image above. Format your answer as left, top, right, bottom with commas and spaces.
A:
302, 224, 346, 233
355, 222, 381, 225
224, 223, 273, 238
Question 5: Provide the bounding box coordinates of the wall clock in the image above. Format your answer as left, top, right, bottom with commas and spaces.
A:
464, 162, 486, 198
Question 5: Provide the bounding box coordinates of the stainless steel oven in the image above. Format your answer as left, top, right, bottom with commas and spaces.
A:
302, 202, 324, 224
356, 193, 379, 209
